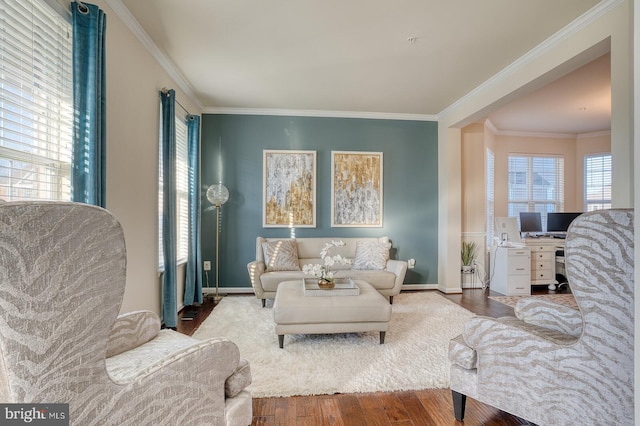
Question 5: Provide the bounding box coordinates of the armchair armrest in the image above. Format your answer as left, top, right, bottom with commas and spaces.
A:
247, 260, 266, 299
514, 298, 583, 337
385, 259, 408, 295
463, 315, 578, 352
107, 334, 241, 388
107, 310, 160, 358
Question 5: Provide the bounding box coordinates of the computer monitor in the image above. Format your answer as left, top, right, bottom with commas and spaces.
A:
519, 212, 542, 234
495, 217, 522, 243
547, 212, 583, 233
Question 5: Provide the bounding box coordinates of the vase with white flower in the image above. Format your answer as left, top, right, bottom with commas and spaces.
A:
303, 240, 353, 289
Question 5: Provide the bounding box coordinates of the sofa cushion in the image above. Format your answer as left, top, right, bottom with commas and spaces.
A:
262, 239, 300, 271
352, 240, 391, 270
260, 271, 306, 292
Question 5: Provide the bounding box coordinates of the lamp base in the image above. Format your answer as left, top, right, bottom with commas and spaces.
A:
213, 294, 224, 303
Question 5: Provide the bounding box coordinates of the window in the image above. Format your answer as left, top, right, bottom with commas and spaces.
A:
486, 148, 495, 245
584, 154, 611, 211
158, 114, 189, 269
0, 0, 73, 202
508, 155, 564, 230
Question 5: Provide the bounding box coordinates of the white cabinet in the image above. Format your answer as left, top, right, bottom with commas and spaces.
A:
490, 246, 531, 296
525, 239, 562, 290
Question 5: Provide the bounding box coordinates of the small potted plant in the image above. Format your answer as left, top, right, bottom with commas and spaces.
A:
461, 241, 477, 273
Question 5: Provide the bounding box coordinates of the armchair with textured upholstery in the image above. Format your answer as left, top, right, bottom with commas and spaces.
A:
0, 202, 252, 425
449, 209, 634, 425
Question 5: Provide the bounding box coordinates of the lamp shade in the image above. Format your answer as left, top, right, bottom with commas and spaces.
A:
206, 184, 229, 207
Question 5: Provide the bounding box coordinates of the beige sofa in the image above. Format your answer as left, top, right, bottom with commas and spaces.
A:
247, 236, 408, 307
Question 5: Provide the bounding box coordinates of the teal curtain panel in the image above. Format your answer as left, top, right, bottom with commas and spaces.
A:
160, 89, 178, 328
71, 2, 106, 207
184, 115, 203, 306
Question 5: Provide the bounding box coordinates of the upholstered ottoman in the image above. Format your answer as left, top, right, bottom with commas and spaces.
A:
273, 280, 392, 348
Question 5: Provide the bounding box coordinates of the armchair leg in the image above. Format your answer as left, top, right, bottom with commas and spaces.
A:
389, 296, 393, 304
261, 299, 266, 308
452, 390, 466, 421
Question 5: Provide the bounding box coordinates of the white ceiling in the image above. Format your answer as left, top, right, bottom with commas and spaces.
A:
118, 0, 610, 135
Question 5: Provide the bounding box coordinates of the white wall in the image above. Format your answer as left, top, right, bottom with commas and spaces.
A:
92, 0, 201, 315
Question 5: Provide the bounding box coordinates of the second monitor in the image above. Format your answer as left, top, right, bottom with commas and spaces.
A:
547, 212, 583, 233
519, 212, 542, 235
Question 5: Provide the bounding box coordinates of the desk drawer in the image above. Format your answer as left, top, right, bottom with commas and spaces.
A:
529, 244, 556, 253
532, 269, 554, 281
532, 259, 554, 270
533, 251, 554, 261
507, 256, 530, 275
507, 276, 530, 295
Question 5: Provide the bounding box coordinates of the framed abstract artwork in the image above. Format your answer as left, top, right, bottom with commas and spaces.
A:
331, 151, 383, 227
263, 150, 316, 228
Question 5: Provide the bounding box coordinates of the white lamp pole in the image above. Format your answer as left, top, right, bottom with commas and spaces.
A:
206, 183, 229, 302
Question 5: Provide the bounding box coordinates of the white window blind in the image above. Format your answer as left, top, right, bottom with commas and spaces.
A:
508, 155, 564, 230
175, 116, 189, 263
584, 154, 611, 211
158, 114, 189, 270
0, 0, 73, 202
486, 148, 495, 245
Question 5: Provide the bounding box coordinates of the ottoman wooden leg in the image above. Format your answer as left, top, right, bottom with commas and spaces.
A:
380, 331, 386, 344
278, 335, 284, 348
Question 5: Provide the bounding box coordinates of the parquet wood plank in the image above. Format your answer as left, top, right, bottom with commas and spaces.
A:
378, 392, 410, 423
395, 390, 438, 426
335, 394, 367, 426
296, 416, 320, 426
317, 396, 345, 426
251, 415, 274, 426
295, 395, 320, 418
355, 393, 391, 426
274, 397, 296, 425
252, 397, 276, 417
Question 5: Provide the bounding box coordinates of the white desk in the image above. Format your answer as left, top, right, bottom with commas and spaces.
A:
524, 237, 565, 290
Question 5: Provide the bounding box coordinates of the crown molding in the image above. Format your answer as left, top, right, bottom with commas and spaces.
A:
483, 119, 498, 135
438, 0, 623, 121
577, 130, 611, 139
496, 130, 577, 139
105, 0, 203, 112
203, 107, 437, 122
484, 122, 611, 139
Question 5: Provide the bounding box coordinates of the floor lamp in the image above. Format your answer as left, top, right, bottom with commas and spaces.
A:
206, 183, 229, 302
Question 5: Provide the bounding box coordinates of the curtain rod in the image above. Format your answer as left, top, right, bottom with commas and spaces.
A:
160, 87, 192, 116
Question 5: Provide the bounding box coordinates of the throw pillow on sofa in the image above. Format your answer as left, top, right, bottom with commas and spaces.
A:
262, 240, 301, 271
352, 240, 391, 270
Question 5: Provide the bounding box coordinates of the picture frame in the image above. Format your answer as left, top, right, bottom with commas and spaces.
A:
263, 150, 316, 228
331, 151, 383, 227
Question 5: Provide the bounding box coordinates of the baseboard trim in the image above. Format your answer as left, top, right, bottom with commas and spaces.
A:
401, 284, 439, 291
440, 286, 464, 294
203, 287, 255, 295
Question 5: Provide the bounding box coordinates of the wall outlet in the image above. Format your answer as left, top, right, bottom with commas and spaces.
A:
408, 258, 416, 269
203, 261, 211, 271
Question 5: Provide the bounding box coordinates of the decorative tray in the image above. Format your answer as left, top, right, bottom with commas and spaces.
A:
303, 278, 360, 297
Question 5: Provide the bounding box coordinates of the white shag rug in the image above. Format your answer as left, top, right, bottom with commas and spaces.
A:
192, 292, 474, 398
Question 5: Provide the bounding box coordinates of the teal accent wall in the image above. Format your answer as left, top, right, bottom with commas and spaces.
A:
200, 114, 438, 289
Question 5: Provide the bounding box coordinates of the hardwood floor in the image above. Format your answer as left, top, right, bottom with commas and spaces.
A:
177, 285, 571, 425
